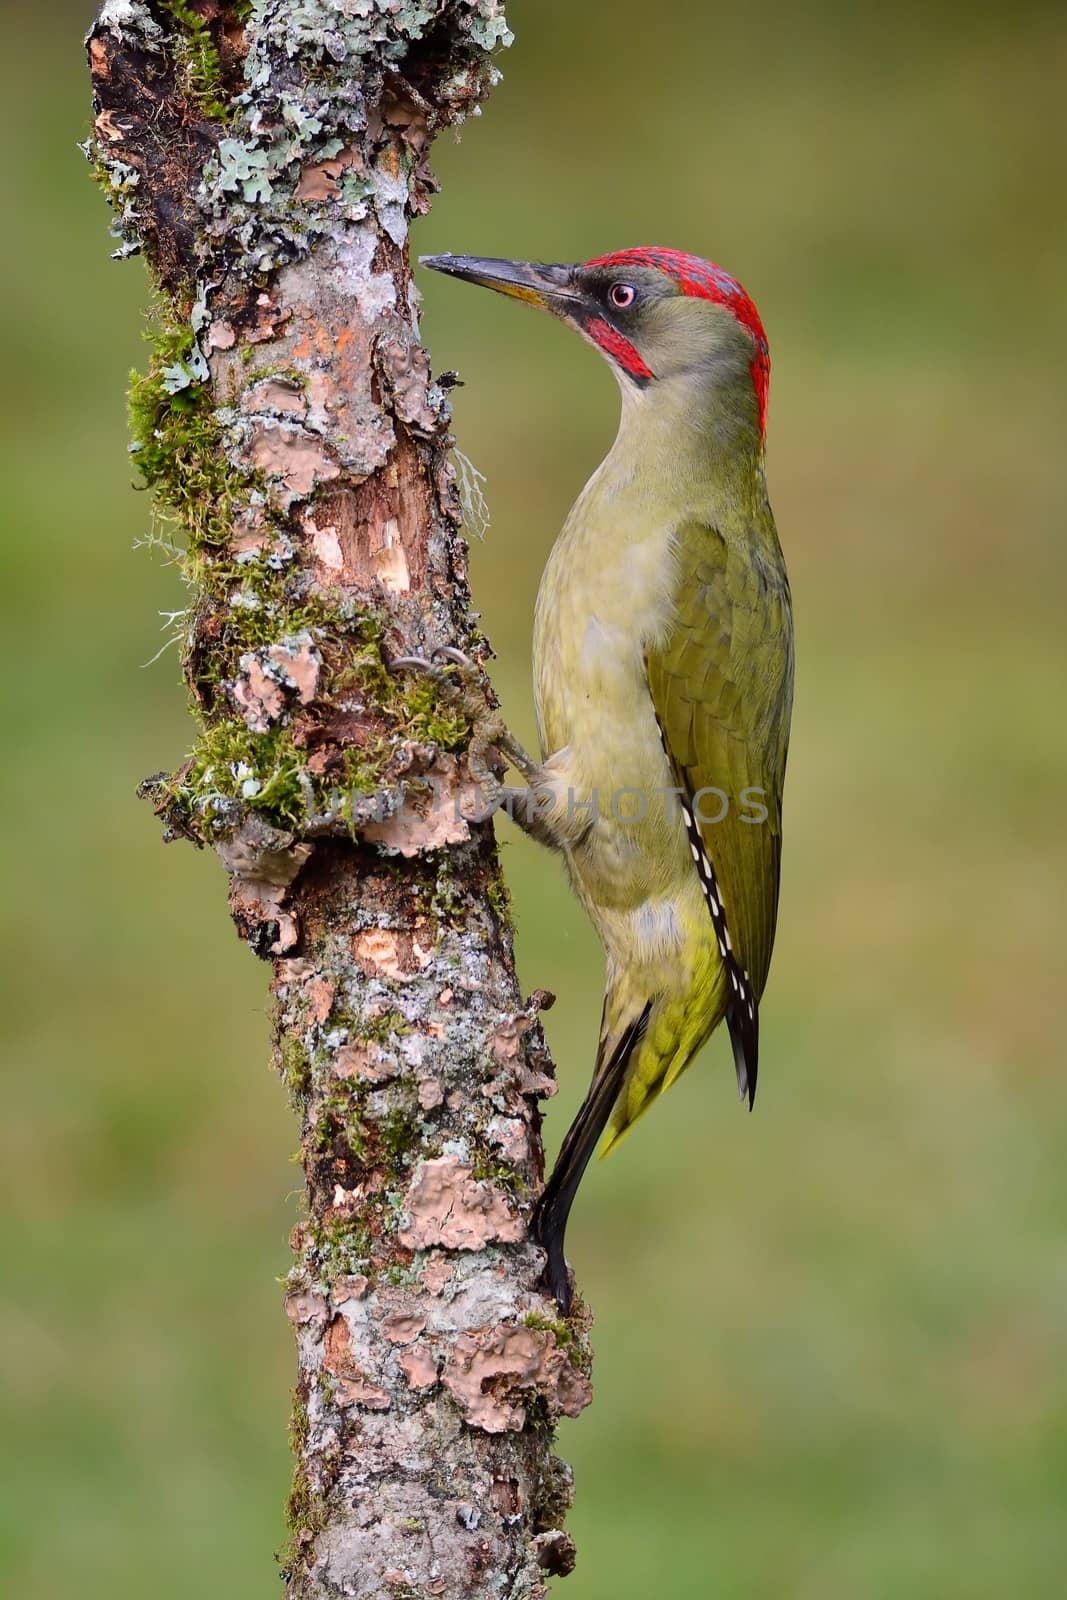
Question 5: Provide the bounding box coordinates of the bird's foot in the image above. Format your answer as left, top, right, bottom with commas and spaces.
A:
390, 646, 496, 727
390, 647, 539, 801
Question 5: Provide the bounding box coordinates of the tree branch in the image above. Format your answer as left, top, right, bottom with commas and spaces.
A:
87, 3, 589, 1593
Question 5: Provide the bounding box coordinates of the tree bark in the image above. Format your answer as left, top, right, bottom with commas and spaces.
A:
87, 4, 590, 1594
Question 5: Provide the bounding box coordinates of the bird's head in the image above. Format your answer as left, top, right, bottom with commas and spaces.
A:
420, 247, 770, 440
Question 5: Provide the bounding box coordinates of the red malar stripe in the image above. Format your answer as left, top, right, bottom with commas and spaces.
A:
586, 316, 654, 380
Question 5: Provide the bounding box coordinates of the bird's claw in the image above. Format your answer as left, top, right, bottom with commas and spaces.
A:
391, 645, 475, 674
390, 647, 541, 793
390, 646, 506, 802
390, 646, 494, 726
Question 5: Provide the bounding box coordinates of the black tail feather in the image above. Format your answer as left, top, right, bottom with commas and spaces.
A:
531, 1001, 652, 1313
726, 984, 759, 1109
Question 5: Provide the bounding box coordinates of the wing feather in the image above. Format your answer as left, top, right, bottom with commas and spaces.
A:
646, 519, 793, 1003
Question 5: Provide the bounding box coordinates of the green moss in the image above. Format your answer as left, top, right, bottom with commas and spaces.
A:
158, 607, 474, 840
531, 1453, 575, 1535
335, 634, 469, 752
486, 867, 513, 928
381, 1262, 419, 1288
278, 1387, 327, 1577
361, 1009, 409, 1045
312, 1082, 367, 1159
129, 303, 252, 551
523, 1310, 575, 1349
471, 1154, 525, 1198
174, 720, 309, 833
161, 1, 231, 121
183, 554, 344, 697
380, 1101, 419, 1166
287, 1385, 310, 1456
307, 1215, 373, 1280
427, 862, 467, 930
279, 1034, 312, 1101
161, 623, 444, 836
279, 1468, 327, 1576
399, 674, 470, 750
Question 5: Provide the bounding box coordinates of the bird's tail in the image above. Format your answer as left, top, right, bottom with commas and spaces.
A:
531, 1000, 652, 1313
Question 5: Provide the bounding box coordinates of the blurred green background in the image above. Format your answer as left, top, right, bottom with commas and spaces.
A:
2, 1, 1066, 1595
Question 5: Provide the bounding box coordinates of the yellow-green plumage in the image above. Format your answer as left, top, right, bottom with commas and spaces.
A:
534, 420, 792, 1152
420, 247, 793, 1307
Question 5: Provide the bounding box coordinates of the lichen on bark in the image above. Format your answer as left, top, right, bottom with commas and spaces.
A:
87, 3, 589, 1595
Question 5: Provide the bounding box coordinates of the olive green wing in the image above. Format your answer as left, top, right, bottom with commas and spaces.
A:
646, 517, 793, 1097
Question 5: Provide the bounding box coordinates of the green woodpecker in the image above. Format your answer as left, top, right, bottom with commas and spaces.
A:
419, 248, 793, 1310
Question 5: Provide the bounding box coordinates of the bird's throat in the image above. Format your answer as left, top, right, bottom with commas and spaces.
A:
610, 369, 766, 524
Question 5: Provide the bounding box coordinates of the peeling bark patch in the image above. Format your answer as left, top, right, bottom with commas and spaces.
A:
353, 926, 433, 978
485, 1011, 558, 1105
533, 1529, 577, 1577
286, 1290, 329, 1328
332, 1275, 370, 1304
486, 1115, 529, 1166
250, 419, 341, 499
399, 1157, 524, 1251
381, 1313, 426, 1344
335, 1375, 391, 1411
323, 1315, 390, 1411
217, 819, 312, 954
295, 143, 365, 202
371, 517, 411, 592
442, 1325, 593, 1434
309, 518, 344, 573
304, 977, 336, 1026
207, 318, 237, 350
246, 292, 291, 345
417, 1077, 443, 1111
490, 1013, 535, 1067
360, 787, 471, 856
228, 634, 321, 732
418, 1253, 453, 1298
307, 441, 431, 594
334, 1042, 396, 1083
377, 327, 444, 437
242, 376, 309, 417
399, 1345, 438, 1390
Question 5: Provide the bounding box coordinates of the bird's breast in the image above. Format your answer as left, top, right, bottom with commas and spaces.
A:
532, 504, 693, 923
534, 505, 678, 750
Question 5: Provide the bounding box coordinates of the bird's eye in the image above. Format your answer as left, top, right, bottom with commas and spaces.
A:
609, 282, 636, 310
